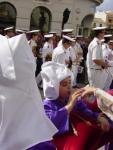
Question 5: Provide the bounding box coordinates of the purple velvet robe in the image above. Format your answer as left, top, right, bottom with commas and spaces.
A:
44, 98, 99, 133
28, 98, 99, 150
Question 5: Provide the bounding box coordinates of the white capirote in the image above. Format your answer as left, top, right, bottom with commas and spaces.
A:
0, 34, 57, 150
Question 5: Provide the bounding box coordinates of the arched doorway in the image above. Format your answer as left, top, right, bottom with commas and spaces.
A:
30, 6, 52, 33
0, 2, 17, 29
80, 14, 94, 36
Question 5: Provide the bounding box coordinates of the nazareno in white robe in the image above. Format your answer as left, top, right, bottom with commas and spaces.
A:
0, 34, 57, 150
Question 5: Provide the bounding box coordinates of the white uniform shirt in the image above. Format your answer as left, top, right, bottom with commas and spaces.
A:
102, 43, 113, 66
52, 46, 70, 65
57, 39, 62, 47
102, 43, 111, 60
86, 37, 103, 69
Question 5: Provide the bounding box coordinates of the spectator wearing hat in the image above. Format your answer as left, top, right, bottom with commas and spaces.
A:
15, 29, 25, 35
107, 40, 113, 89
28, 30, 40, 49
52, 35, 75, 71
74, 35, 83, 60
102, 34, 113, 61
86, 27, 110, 89
35, 33, 54, 89
27, 30, 41, 58
49, 31, 58, 49
102, 34, 113, 90
57, 29, 74, 47
72, 35, 84, 84
42, 34, 54, 63
4, 26, 15, 38
27, 30, 44, 80
62, 29, 74, 35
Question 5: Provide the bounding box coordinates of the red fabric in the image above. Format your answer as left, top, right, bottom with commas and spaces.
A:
53, 122, 100, 150
53, 123, 92, 150
83, 98, 100, 112
53, 92, 113, 150
106, 89, 113, 96
53, 112, 113, 150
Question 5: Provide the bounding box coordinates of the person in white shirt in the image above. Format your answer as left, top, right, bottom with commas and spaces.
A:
4, 26, 15, 38
52, 35, 75, 67
69, 38, 79, 87
15, 29, 25, 35
49, 31, 58, 49
102, 34, 112, 61
102, 34, 113, 90
28, 30, 40, 48
36, 34, 54, 88
86, 27, 109, 89
75, 35, 83, 55
42, 34, 54, 62
57, 29, 74, 47
27, 30, 40, 59
105, 40, 113, 90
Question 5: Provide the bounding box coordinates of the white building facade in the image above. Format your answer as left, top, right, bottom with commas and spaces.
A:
93, 11, 113, 34
0, 0, 103, 35
93, 11, 107, 27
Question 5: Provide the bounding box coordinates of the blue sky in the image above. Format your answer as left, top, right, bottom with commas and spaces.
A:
97, 0, 113, 11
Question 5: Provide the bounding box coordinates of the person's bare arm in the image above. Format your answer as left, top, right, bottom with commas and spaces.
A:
65, 89, 84, 113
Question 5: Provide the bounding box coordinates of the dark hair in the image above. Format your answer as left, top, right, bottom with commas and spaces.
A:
104, 37, 111, 43
31, 33, 38, 38
95, 30, 105, 37
62, 38, 71, 45
45, 53, 52, 61
44, 38, 50, 42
